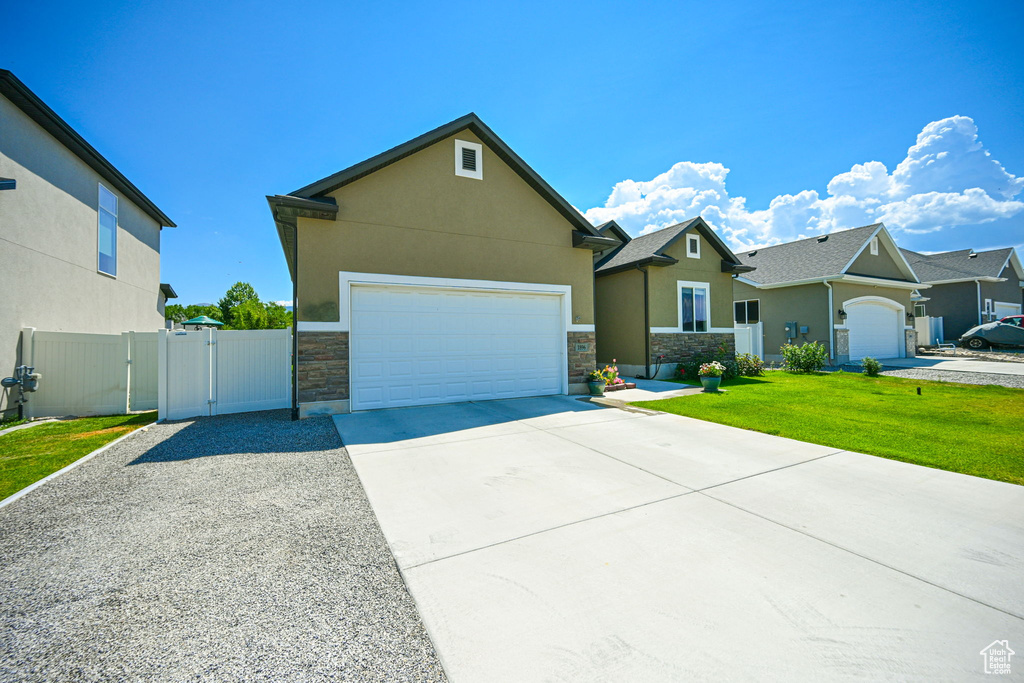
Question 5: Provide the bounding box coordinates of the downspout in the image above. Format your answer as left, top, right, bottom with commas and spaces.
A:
824, 280, 834, 361
637, 263, 651, 378
976, 280, 983, 325
291, 223, 299, 421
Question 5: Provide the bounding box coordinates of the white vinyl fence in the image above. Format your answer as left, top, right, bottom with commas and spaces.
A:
158, 328, 291, 421
914, 316, 945, 346
735, 322, 764, 359
22, 328, 158, 418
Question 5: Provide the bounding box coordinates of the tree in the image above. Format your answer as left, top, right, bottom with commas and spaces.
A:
165, 303, 188, 323
217, 282, 259, 326
231, 299, 269, 330
264, 302, 292, 329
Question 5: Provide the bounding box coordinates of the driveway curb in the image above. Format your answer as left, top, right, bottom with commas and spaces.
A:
0, 423, 153, 511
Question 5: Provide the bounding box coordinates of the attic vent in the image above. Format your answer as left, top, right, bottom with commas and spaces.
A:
461, 147, 477, 172
748, 250, 757, 257
968, 252, 978, 258
816, 235, 829, 243
454, 139, 483, 180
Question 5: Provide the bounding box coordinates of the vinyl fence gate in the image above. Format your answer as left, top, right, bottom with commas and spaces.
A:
158, 328, 291, 421
734, 322, 764, 359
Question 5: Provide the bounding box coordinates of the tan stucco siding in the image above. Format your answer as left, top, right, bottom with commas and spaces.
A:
296, 130, 594, 324
594, 269, 645, 365
0, 95, 164, 413
833, 282, 914, 320
734, 281, 830, 357
847, 242, 908, 280
647, 232, 734, 329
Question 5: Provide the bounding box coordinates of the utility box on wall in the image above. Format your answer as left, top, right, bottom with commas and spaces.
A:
785, 321, 799, 339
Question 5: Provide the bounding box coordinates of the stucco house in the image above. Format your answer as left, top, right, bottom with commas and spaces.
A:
900, 247, 1023, 341
0, 70, 175, 418
593, 217, 753, 378
732, 224, 925, 363
267, 113, 615, 416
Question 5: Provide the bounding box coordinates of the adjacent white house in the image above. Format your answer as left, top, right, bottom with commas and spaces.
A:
0, 70, 175, 418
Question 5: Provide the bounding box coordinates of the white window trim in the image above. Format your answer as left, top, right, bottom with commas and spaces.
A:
97, 184, 118, 277
686, 233, 701, 259
734, 298, 760, 324
454, 139, 483, 180
650, 280, 727, 333
869, 236, 879, 255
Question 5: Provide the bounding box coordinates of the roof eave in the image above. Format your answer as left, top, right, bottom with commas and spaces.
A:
595, 255, 676, 276
267, 194, 339, 278
0, 70, 175, 228
573, 231, 621, 251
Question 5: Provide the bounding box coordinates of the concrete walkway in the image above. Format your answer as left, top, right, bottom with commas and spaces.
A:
881, 356, 1024, 375
335, 396, 1024, 681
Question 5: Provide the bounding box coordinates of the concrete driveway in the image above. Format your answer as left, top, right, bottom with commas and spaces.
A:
335, 396, 1024, 681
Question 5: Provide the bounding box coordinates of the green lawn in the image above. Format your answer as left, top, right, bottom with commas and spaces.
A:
0, 412, 156, 501
635, 372, 1024, 486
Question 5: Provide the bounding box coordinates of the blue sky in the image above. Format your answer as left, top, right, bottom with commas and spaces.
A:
4, 0, 1023, 304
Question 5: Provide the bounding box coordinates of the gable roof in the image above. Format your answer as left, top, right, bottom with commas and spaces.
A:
595, 220, 631, 247
0, 69, 175, 228
290, 112, 605, 240
594, 217, 750, 275
901, 247, 1019, 283
735, 223, 918, 286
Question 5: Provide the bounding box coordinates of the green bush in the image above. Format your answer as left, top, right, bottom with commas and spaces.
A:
780, 341, 829, 373
735, 353, 765, 377
861, 356, 883, 377
675, 346, 739, 381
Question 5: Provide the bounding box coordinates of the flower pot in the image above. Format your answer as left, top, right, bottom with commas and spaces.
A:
699, 376, 722, 393
587, 380, 606, 396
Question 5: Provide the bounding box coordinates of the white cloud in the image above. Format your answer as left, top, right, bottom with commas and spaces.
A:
584, 116, 1024, 250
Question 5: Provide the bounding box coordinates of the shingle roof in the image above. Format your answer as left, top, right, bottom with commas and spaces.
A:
595, 219, 699, 273
735, 224, 885, 285
901, 247, 1014, 282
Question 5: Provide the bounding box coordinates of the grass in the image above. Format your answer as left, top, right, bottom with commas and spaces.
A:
635, 372, 1024, 486
0, 412, 157, 501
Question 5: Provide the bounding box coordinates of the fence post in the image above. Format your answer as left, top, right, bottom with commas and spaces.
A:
157, 329, 167, 421
122, 332, 133, 414
20, 327, 35, 419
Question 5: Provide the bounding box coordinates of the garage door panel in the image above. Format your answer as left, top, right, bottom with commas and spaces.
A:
350, 285, 565, 410
847, 301, 901, 360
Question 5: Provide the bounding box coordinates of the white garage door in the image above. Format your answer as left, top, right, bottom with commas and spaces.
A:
350, 285, 564, 411
995, 302, 1022, 318
846, 301, 901, 360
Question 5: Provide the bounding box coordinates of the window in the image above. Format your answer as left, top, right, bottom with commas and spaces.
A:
734, 299, 760, 324
454, 139, 483, 180
869, 236, 879, 255
681, 285, 709, 332
913, 303, 926, 318
98, 184, 117, 276
686, 233, 700, 259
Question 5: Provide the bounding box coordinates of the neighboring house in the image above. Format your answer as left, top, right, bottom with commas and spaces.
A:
593, 217, 753, 378
0, 70, 175, 417
900, 247, 1024, 341
159, 283, 178, 325
267, 113, 615, 416
732, 224, 925, 363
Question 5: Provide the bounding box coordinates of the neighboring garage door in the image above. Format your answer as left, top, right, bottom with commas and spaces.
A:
350, 285, 564, 411
846, 300, 901, 360
995, 301, 1022, 318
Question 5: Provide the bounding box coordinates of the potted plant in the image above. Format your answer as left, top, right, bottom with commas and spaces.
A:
587, 370, 606, 396
698, 361, 726, 393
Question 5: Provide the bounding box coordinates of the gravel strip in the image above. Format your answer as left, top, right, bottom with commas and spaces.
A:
874, 367, 1024, 389
0, 410, 446, 682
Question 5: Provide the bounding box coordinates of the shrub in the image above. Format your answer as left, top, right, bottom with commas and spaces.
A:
735, 353, 765, 377
861, 356, 883, 377
780, 341, 829, 373
676, 350, 739, 382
